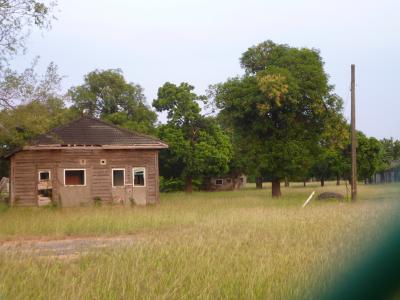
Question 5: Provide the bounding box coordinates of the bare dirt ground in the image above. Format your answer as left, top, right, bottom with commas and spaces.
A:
0, 236, 137, 259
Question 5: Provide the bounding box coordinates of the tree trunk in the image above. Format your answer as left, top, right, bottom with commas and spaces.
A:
284, 177, 289, 187
272, 179, 281, 197
185, 176, 193, 193
336, 174, 340, 186
321, 177, 325, 187
303, 180, 306, 187
256, 177, 263, 189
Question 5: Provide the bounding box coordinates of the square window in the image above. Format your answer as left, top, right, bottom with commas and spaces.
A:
133, 168, 145, 186
65, 170, 85, 186
215, 179, 223, 185
226, 178, 232, 183
112, 169, 125, 187
39, 171, 50, 181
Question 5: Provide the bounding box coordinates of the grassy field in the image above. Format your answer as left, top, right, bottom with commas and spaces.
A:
0, 182, 399, 299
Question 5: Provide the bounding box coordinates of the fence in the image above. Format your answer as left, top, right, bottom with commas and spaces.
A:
370, 167, 400, 184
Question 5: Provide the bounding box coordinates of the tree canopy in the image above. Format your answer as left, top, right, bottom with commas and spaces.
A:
357, 133, 387, 182
212, 40, 343, 197
69, 69, 157, 134
310, 95, 350, 186
153, 82, 232, 192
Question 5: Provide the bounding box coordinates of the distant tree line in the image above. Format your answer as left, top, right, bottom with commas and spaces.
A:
0, 1, 397, 197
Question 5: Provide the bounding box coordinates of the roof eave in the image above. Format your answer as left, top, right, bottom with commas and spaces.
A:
21, 144, 168, 151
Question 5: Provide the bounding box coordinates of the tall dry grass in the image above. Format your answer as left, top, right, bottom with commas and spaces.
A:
0, 182, 399, 299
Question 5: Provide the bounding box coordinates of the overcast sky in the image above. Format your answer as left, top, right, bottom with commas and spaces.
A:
11, 0, 400, 139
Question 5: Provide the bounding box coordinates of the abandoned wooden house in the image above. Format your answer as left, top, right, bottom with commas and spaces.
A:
205, 175, 247, 191
4, 116, 168, 207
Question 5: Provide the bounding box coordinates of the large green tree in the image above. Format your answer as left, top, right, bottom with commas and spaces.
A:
337, 132, 387, 185
311, 95, 350, 186
357, 133, 387, 182
215, 111, 252, 183
68, 69, 157, 134
153, 82, 232, 192
213, 40, 343, 197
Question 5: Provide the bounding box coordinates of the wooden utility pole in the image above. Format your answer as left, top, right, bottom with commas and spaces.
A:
351, 64, 357, 201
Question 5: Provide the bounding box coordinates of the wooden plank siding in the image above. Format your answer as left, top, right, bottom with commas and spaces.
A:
11, 149, 160, 207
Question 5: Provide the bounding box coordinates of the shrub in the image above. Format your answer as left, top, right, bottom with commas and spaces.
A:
160, 176, 205, 192
159, 177, 185, 192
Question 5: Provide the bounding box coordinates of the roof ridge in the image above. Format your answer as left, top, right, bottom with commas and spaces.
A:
34, 115, 166, 146
90, 116, 163, 143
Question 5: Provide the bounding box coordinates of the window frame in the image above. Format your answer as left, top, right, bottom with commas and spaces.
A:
215, 179, 224, 185
112, 168, 125, 187
38, 170, 51, 182
64, 169, 86, 187
132, 167, 146, 187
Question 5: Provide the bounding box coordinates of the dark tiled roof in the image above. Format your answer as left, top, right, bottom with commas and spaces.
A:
33, 116, 167, 147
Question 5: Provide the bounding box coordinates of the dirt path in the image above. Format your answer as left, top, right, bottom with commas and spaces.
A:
0, 236, 138, 259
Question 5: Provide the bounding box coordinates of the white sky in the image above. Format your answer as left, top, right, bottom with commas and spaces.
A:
11, 0, 400, 139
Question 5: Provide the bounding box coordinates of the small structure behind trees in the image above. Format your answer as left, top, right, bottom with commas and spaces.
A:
205, 175, 247, 191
